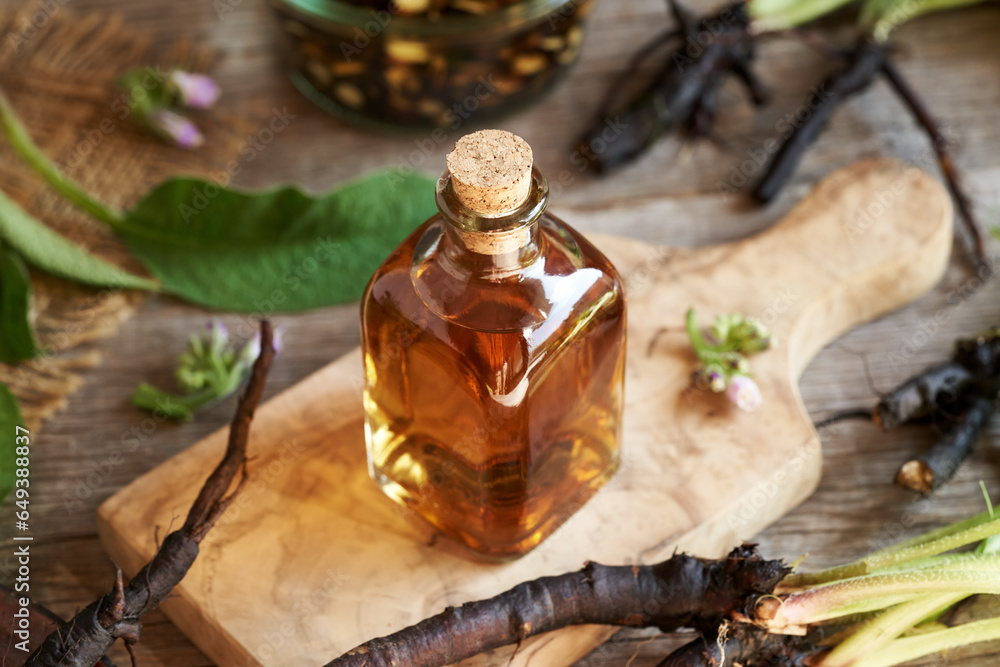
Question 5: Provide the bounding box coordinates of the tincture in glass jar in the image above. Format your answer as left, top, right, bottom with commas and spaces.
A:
360, 129, 626, 559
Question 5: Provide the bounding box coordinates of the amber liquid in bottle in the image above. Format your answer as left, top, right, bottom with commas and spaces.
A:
361, 163, 626, 560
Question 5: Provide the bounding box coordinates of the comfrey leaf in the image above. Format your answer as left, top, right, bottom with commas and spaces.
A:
0, 188, 156, 290
0, 82, 437, 315
113, 170, 437, 312
0, 243, 38, 364
0, 382, 24, 502
1, 85, 436, 314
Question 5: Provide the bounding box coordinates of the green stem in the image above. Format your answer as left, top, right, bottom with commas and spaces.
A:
771, 569, 1000, 627
781, 516, 1000, 588
749, 0, 856, 31
820, 592, 968, 666
876, 511, 993, 558
860, 0, 987, 43
877, 553, 1000, 575
852, 616, 1000, 667
807, 593, 922, 621
685, 308, 712, 358
0, 86, 125, 227
976, 480, 1000, 554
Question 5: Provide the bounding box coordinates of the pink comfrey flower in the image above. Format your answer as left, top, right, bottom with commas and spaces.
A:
168, 70, 221, 109
149, 109, 204, 149
727, 375, 762, 412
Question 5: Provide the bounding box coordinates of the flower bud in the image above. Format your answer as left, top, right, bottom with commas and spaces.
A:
731, 317, 772, 354
168, 70, 221, 109
727, 375, 762, 412
694, 363, 727, 393
149, 109, 204, 149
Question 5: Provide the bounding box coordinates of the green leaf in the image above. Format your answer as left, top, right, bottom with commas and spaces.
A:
0, 187, 159, 291
0, 243, 38, 364
114, 169, 437, 312
0, 383, 24, 503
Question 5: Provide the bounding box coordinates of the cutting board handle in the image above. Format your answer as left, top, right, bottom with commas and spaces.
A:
637, 158, 954, 375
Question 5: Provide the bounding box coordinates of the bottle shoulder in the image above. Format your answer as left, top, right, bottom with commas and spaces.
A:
362, 213, 625, 336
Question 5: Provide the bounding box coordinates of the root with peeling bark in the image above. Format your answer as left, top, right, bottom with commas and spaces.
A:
327, 545, 790, 667
24, 321, 276, 667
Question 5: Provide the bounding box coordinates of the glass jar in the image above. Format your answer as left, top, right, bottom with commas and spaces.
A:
268, 0, 594, 131
360, 130, 626, 559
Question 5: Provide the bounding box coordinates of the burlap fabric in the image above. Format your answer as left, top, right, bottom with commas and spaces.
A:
0, 6, 255, 428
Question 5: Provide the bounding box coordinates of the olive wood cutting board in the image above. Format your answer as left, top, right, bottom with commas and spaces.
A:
99, 158, 952, 667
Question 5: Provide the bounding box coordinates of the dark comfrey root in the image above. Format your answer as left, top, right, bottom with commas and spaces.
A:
326, 544, 790, 667
0, 586, 117, 667
896, 394, 996, 492
862, 328, 1000, 493
752, 37, 986, 267
579, 1, 985, 267
751, 38, 888, 203
656, 623, 822, 666
872, 361, 974, 431
574, 1, 762, 173
23, 321, 276, 667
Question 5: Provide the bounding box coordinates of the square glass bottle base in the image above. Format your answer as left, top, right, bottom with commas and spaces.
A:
369, 435, 620, 561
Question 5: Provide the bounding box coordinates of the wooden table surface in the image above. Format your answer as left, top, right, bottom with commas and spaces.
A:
2, 0, 1000, 665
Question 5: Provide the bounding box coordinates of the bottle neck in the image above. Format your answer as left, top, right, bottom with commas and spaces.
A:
435, 166, 550, 275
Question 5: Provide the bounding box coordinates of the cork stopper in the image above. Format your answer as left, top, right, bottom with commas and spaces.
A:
446, 130, 533, 217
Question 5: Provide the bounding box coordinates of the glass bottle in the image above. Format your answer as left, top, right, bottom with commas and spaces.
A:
360, 130, 626, 559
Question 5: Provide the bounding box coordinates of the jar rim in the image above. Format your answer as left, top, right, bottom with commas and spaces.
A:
270, 0, 585, 36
